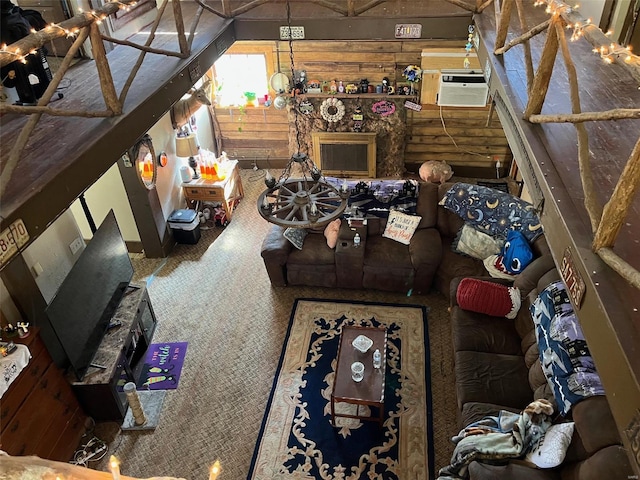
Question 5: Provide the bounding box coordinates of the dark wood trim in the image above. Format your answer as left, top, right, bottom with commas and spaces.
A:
233, 14, 473, 41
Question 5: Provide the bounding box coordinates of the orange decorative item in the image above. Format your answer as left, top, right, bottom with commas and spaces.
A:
210, 161, 219, 181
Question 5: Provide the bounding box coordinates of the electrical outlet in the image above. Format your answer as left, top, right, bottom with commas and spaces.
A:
69, 237, 84, 255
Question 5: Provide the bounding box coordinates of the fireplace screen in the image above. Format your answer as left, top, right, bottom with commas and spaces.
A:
312, 132, 376, 178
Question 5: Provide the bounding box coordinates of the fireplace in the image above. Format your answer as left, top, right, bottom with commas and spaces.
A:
311, 132, 377, 178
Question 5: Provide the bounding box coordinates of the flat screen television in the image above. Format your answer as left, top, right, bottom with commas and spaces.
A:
45, 210, 134, 381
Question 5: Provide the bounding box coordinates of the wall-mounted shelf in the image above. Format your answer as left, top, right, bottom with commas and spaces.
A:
299, 94, 418, 100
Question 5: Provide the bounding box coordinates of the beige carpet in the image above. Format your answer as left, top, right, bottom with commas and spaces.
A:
92, 169, 457, 480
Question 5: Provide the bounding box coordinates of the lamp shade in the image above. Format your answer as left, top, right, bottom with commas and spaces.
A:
175, 134, 199, 157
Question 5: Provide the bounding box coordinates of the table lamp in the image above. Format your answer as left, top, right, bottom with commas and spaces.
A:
176, 134, 200, 179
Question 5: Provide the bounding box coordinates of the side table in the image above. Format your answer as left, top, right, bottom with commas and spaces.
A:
182, 160, 244, 222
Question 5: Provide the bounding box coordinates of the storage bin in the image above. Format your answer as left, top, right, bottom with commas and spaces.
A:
168, 209, 201, 244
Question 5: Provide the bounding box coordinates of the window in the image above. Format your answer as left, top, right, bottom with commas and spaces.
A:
213, 53, 269, 107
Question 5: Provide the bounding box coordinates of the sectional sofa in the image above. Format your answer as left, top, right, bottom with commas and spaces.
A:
260, 180, 633, 478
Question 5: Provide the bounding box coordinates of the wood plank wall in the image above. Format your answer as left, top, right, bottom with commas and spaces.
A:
213, 40, 512, 177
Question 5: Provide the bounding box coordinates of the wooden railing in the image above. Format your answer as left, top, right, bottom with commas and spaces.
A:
0, 0, 199, 194
447, 0, 640, 289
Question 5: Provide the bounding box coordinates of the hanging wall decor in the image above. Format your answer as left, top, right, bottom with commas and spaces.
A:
372, 100, 396, 117
320, 97, 345, 123
299, 100, 314, 115
352, 105, 364, 132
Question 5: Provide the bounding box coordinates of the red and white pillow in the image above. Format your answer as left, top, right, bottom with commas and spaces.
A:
456, 278, 521, 319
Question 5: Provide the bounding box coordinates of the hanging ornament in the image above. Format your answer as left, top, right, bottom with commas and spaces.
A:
465, 24, 475, 52
352, 105, 364, 132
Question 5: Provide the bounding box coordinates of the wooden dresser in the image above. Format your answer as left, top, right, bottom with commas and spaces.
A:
0, 329, 87, 460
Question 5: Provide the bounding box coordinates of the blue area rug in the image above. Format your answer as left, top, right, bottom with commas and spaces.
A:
248, 298, 433, 479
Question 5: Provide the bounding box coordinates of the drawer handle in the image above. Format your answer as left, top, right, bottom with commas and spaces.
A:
53, 391, 62, 401
10, 421, 19, 433
40, 378, 48, 389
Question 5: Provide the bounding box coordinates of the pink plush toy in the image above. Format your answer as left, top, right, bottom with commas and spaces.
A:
419, 161, 454, 184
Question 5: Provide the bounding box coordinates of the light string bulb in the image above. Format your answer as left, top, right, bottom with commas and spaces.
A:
534, 0, 639, 68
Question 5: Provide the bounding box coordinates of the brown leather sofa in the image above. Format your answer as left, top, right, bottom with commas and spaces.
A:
260, 182, 443, 294
448, 256, 633, 479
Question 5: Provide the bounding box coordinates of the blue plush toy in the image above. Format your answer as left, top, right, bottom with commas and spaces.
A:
502, 230, 533, 274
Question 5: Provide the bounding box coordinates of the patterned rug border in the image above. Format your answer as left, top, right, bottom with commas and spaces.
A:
248, 298, 435, 479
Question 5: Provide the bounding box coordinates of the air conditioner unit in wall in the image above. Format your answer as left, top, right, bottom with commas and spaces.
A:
437, 69, 489, 107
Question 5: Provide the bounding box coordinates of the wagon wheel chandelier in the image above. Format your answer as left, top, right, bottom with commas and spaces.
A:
257, 1, 349, 229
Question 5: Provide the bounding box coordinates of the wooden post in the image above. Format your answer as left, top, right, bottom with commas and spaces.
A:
593, 136, 640, 250
523, 16, 558, 118
89, 23, 121, 115
477, 0, 495, 13
529, 109, 640, 123
494, 19, 551, 55
172, 0, 189, 56
515, 0, 534, 92
119, 0, 172, 105
555, 20, 602, 232
494, 0, 514, 50
443, 0, 477, 13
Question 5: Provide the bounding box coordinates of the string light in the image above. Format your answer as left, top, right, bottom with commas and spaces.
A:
534, 0, 639, 69
108, 0, 138, 11
0, 44, 37, 64
77, 8, 108, 24
46, 23, 79, 38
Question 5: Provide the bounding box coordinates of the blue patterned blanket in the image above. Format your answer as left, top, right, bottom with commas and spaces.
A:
530, 281, 604, 415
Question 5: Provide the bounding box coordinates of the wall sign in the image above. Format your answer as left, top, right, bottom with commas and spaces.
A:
625, 409, 640, 472
560, 247, 586, 308
395, 24, 422, 39
372, 100, 396, 117
404, 100, 422, 112
0, 219, 29, 269
280, 26, 305, 40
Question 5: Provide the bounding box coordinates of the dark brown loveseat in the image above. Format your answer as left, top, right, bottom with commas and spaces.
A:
260, 182, 443, 294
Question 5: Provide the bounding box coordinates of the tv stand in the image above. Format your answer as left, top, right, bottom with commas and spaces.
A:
68, 284, 156, 421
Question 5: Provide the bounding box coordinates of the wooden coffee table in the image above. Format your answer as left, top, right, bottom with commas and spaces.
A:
331, 326, 387, 426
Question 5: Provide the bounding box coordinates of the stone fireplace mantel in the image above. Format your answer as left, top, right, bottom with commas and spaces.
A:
289, 96, 409, 178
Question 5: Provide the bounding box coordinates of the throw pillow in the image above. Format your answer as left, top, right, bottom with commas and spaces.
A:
456, 278, 521, 319
439, 182, 543, 242
283, 227, 308, 250
382, 210, 422, 245
502, 229, 534, 274
525, 422, 575, 468
483, 254, 518, 280
324, 218, 341, 249
452, 224, 504, 260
